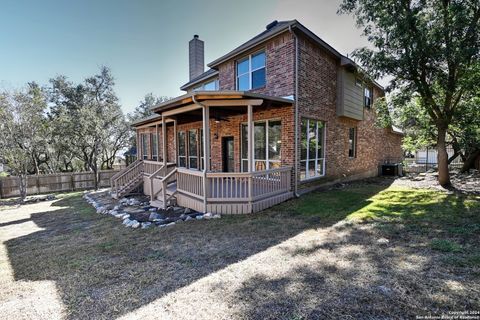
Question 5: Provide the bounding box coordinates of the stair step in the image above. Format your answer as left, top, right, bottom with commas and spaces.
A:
150, 200, 165, 209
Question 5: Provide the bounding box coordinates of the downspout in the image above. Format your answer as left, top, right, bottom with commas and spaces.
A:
289, 25, 300, 198
192, 94, 209, 213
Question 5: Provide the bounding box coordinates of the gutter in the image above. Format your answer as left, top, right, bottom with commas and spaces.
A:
289, 25, 300, 198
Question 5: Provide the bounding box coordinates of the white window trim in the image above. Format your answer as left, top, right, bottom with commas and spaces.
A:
151, 133, 158, 161
177, 131, 187, 168
188, 129, 199, 169
236, 50, 266, 91
240, 118, 282, 172
300, 118, 326, 181
364, 87, 372, 108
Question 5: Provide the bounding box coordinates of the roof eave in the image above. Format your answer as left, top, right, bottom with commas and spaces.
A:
180, 70, 219, 91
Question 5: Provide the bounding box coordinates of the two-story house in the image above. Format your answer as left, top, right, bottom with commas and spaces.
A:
111, 20, 403, 214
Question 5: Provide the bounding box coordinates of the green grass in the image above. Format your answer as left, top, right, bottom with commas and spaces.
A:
282, 185, 480, 267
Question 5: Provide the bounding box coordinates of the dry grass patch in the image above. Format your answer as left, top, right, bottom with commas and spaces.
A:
0, 182, 479, 319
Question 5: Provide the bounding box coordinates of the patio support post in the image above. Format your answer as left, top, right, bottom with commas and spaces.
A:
136, 131, 141, 160
247, 104, 253, 211
155, 123, 160, 162
202, 105, 210, 213
162, 116, 167, 167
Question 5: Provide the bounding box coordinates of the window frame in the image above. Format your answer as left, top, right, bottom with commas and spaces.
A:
300, 118, 326, 181
240, 118, 282, 172
188, 129, 199, 169
177, 131, 187, 167
193, 78, 219, 92
151, 133, 158, 161
236, 50, 266, 91
141, 133, 148, 160
348, 127, 357, 158
364, 87, 372, 108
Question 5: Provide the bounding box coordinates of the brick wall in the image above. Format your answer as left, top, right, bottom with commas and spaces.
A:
296, 34, 403, 187
218, 32, 295, 98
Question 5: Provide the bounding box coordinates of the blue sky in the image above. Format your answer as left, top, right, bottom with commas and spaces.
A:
0, 0, 371, 114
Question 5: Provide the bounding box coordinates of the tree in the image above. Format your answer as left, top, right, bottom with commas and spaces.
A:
48, 67, 130, 189
128, 93, 170, 122
0, 83, 48, 201
339, 0, 480, 186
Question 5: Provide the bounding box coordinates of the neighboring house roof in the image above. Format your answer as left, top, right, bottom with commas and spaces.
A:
180, 68, 218, 91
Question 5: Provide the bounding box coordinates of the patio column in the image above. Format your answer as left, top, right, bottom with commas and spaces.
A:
136, 131, 140, 160
247, 104, 253, 172
162, 116, 167, 166
202, 105, 210, 213
155, 123, 160, 162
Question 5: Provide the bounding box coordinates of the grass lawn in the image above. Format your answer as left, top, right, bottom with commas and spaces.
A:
0, 181, 479, 319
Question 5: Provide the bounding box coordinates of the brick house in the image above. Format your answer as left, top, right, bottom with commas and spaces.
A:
111, 20, 403, 214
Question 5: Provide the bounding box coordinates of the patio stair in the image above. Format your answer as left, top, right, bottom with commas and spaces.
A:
110, 160, 144, 199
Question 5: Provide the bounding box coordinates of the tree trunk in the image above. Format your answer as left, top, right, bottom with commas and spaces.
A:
460, 149, 480, 173
19, 174, 27, 203
436, 124, 451, 187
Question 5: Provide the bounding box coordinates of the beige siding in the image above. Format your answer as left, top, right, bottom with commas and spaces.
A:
337, 68, 364, 120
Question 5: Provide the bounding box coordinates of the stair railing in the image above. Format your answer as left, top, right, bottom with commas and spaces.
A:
111, 160, 144, 197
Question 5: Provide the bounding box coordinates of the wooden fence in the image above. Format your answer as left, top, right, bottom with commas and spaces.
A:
0, 170, 119, 199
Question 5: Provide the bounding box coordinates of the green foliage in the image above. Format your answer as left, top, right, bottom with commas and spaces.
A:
128, 93, 171, 122
339, 0, 480, 185
431, 239, 463, 253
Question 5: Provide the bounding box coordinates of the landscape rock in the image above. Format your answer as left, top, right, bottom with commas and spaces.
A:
196, 215, 204, 220
123, 218, 131, 226
183, 208, 192, 214
377, 238, 390, 245
141, 222, 152, 229
204, 212, 213, 219
184, 216, 194, 221
213, 214, 221, 219
131, 220, 140, 228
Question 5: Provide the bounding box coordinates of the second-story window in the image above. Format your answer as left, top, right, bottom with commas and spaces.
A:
237, 51, 266, 90
193, 78, 219, 91
364, 87, 372, 108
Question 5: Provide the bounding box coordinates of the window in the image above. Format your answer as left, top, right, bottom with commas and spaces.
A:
241, 119, 281, 171
141, 134, 148, 160
364, 87, 372, 108
151, 134, 158, 161
300, 119, 325, 180
193, 78, 219, 91
348, 127, 357, 158
178, 131, 186, 167
188, 129, 198, 169
355, 78, 363, 87
237, 51, 266, 90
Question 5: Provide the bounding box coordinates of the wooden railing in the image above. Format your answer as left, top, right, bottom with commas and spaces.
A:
177, 168, 204, 199
111, 160, 144, 197
149, 163, 177, 201
176, 167, 292, 204
251, 167, 292, 201
143, 160, 165, 176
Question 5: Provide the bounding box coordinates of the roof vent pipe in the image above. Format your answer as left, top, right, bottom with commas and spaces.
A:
266, 20, 278, 30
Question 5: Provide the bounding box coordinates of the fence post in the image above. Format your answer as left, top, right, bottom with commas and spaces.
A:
36, 175, 40, 195
0, 178, 3, 199
71, 173, 75, 191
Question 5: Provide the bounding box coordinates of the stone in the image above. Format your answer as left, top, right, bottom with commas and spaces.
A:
131, 220, 140, 228
123, 218, 131, 226
196, 215, 204, 220
213, 214, 221, 219
184, 216, 194, 221
109, 210, 118, 216
141, 222, 152, 229
377, 238, 389, 245
183, 208, 192, 214
149, 207, 157, 212
96, 207, 105, 214
149, 212, 162, 221
166, 222, 175, 227
204, 212, 213, 219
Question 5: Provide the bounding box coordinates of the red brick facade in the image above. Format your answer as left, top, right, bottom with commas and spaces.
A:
136, 29, 403, 189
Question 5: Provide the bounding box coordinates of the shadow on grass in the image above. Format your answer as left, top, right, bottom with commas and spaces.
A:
3, 180, 479, 319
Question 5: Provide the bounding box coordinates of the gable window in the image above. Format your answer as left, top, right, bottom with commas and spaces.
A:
364, 87, 372, 108
237, 51, 266, 91
178, 131, 186, 167
241, 119, 281, 171
188, 129, 198, 169
193, 78, 219, 91
300, 119, 325, 180
141, 134, 148, 160
348, 127, 357, 158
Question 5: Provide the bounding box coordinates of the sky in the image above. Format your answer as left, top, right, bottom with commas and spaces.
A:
0, 0, 373, 114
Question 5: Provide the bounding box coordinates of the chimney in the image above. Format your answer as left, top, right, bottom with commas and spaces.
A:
189, 35, 204, 80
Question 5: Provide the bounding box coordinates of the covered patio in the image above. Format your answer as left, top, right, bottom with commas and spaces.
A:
114, 91, 295, 214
